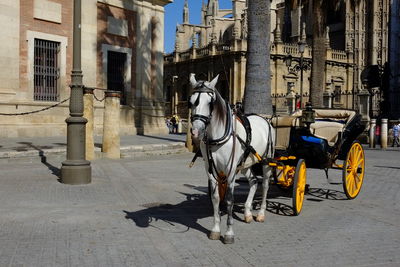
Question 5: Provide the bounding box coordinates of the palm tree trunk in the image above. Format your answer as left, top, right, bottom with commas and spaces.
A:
310, 0, 327, 108
244, 0, 272, 115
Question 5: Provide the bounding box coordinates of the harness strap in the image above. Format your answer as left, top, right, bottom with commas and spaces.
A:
236, 135, 262, 163
189, 149, 202, 168
235, 114, 274, 169
235, 112, 253, 165
206, 101, 232, 146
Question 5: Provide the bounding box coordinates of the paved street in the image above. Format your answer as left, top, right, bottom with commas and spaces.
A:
0, 147, 399, 266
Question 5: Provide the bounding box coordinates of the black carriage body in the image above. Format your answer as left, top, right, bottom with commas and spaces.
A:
274, 110, 366, 169
288, 127, 332, 169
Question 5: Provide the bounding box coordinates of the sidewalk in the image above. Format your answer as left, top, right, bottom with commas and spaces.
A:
0, 134, 188, 162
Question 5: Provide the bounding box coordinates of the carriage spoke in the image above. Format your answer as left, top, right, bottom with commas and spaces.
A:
346, 173, 354, 191
353, 175, 360, 191
357, 158, 364, 168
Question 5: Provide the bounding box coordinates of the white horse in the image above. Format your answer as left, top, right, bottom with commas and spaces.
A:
189, 73, 275, 244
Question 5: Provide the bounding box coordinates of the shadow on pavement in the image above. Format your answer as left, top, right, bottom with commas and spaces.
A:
307, 187, 347, 200
17, 142, 60, 179
124, 192, 212, 235
53, 143, 67, 146
374, 165, 400, 170
141, 134, 186, 143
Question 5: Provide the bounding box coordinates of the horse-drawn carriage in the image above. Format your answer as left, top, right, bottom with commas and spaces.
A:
267, 104, 366, 215
188, 74, 366, 243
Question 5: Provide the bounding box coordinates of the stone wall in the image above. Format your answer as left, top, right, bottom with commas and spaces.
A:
0, 0, 170, 138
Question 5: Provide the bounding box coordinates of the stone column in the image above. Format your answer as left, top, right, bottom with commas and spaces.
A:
177, 120, 183, 133
381, 119, 388, 149
323, 90, 332, 108
102, 91, 121, 159
369, 119, 376, 148
83, 87, 95, 160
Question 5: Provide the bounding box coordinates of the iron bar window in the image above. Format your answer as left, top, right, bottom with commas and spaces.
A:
34, 39, 60, 101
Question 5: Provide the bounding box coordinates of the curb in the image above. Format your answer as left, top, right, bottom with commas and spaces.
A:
0, 142, 188, 163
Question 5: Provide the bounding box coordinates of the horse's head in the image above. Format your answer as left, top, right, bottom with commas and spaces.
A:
188, 73, 219, 140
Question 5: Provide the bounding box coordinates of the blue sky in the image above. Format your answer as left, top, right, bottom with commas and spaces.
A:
164, 0, 232, 53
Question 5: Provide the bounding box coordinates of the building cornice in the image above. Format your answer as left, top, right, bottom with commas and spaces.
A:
142, 0, 172, 7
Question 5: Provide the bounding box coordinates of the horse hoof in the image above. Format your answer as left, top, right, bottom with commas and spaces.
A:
208, 231, 221, 240
223, 235, 235, 244
256, 214, 265, 222
244, 215, 253, 223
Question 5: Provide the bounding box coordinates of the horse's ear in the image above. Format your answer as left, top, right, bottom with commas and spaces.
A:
190, 73, 197, 88
209, 74, 219, 89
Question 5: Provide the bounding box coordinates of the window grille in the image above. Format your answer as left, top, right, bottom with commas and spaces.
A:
34, 39, 60, 101
107, 51, 127, 104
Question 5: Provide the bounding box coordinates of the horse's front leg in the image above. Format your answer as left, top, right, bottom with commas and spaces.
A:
208, 175, 221, 240
256, 165, 272, 222
224, 175, 236, 244
243, 168, 258, 223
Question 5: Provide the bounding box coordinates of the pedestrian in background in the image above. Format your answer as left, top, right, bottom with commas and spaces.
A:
393, 121, 400, 147
375, 123, 381, 148
166, 118, 173, 134
170, 115, 177, 134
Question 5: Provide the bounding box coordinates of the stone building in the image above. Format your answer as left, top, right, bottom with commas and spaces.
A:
0, 0, 170, 138
389, 0, 400, 119
164, 0, 390, 120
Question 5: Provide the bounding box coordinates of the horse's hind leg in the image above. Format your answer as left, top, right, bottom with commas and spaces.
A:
208, 176, 221, 240
224, 181, 235, 244
256, 165, 272, 222
243, 168, 257, 223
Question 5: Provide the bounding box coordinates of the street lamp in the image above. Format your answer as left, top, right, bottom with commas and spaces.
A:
285, 40, 311, 109
60, 0, 91, 184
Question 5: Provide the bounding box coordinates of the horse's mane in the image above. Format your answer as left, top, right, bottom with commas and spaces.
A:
213, 89, 227, 125
193, 79, 227, 125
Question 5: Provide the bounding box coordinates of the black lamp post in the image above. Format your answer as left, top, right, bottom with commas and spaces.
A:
60, 0, 91, 184
285, 40, 311, 109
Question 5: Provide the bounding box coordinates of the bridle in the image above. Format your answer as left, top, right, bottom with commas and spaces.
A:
188, 81, 215, 126
189, 82, 233, 145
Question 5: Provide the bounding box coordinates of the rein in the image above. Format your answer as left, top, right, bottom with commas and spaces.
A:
204, 104, 236, 201
205, 101, 232, 146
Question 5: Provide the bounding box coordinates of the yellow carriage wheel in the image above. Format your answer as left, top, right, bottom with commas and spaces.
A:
292, 159, 307, 216
342, 142, 365, 199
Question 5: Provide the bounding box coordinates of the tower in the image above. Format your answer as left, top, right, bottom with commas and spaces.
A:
183, 0, 189, 24
207, 0, 219, 17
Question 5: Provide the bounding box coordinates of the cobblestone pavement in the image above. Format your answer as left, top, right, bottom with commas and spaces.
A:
0, 147, 399, 266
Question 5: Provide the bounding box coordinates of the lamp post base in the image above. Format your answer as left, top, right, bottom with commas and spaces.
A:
60, 162, 91, 184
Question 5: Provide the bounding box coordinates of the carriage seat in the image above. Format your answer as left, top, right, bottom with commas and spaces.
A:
292, 109, 356, 146
310, 120, 345, 146
271, 116, 301, 150
271, 109, 357, 148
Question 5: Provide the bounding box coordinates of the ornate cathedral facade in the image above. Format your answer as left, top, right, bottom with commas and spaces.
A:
164, 0, 391, 120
